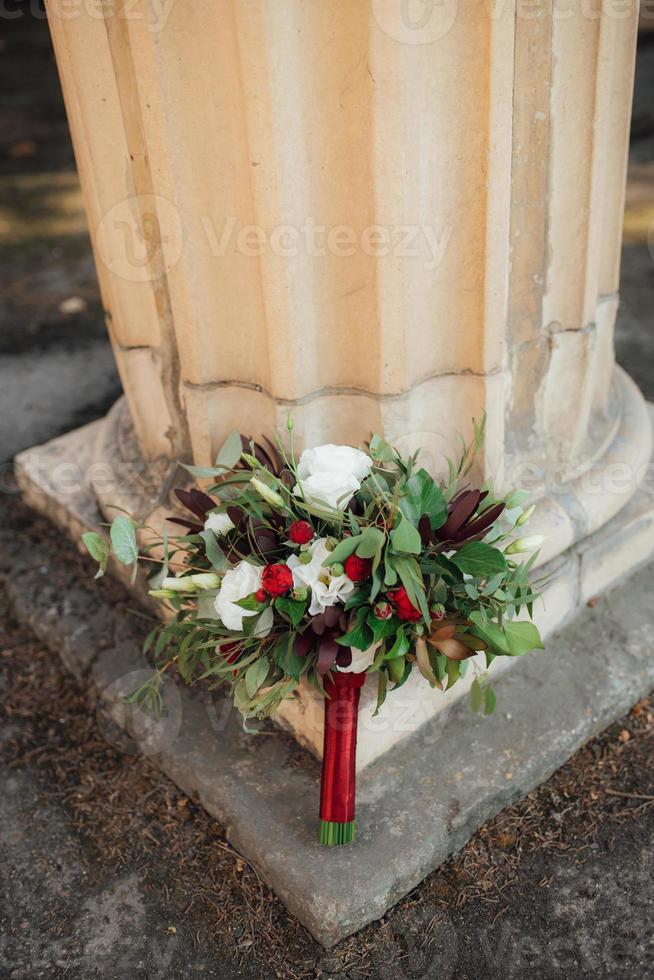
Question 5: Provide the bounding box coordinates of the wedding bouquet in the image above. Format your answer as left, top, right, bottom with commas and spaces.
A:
83, 418, 544, 845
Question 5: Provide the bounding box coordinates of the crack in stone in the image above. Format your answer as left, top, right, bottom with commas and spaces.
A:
182, 366, 503, 405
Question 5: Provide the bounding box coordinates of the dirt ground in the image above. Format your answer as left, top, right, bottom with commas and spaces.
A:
2, 501, 654, 979
1, 9, 654, 980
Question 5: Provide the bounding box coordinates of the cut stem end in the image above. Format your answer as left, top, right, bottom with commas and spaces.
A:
319, 819, 356, 847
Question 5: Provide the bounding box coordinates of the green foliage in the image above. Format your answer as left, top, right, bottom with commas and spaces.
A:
450, 541, 507, 578
81, 531, 110, 578
81, 413, 545, 725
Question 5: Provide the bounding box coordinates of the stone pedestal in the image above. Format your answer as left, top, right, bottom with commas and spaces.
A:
42, 2, 651, 758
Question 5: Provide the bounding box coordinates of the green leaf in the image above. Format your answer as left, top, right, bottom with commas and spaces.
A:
390, 513, 422, 555
148, 528, 170, 589
275, 595, 307, 629
335, 607, 373, 651
367, 611, 398, 644
400, 469, 447, 529
216, 429, 243, 469
385, 627, 410, 660
322, 535, 361, 566
82, 531, 110, 564
82, 531, 110, 578
384, 552, 398, 586
180, 463, 224, 479
446, 657, 461, 688
470, 677, 483, 712
503, 620, 544, 657
373, 670, 388, 716
284, 644, 307, 682
199, 529, 229, 571
110, 515, 138, 567
450, 541, 507, 578
355, 526, 385, 559
484, 684, 497, 715
245, 656, 270, 698
393, 555, 430, 621
369, 434, 396, 463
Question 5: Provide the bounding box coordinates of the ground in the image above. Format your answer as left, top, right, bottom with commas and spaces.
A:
1, 11, 653, 980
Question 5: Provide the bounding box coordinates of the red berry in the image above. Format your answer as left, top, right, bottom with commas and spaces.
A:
261, 563, 294, 597
288, 520, 314, 545
343, 553, 373, 582
255, 588, 267, 603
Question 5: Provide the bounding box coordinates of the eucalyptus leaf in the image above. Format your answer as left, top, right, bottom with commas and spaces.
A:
245, 656, 270, 698
216, 429, 243, 469
322, 535, 361, 566
199, 529, 229, 571
355, 526, 385, 559
110, 515, 138, 567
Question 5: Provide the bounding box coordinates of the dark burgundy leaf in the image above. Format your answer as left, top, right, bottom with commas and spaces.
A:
335, 647, 353, 669
317, 636, 340, 674
174, 488, 207, 521
190, 488, 217, 516
310, 614, 326, 636
262, 435, 284, 475
437, 489, 481, 540
454, 502, 505, 541
166, 516, 202, 533
418, 514, 432, 546
226, 506, 246, 527
323, 606, 341, 629
295, 632, 313, 657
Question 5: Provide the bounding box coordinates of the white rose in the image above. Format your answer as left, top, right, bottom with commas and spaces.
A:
204, 510, 235, 536
293, 444, 373, 510
337, 644, 379, 674
287, 538, 355, 616
213, 560, 262, 631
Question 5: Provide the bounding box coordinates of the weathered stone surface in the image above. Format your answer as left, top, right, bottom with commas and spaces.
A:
5, 499, 654, 945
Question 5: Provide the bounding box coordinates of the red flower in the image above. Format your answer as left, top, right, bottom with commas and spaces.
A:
387, 586, 422, 622
262, 563, 293, 597
288, 520, 314, 545
255, 588, 267, 603
343, 554, 373, 582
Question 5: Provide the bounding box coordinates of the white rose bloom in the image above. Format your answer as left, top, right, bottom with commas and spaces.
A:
204, 510, 235, 536
213, 560, 262, 632
287, 538, 355, 616
337, 644, 379, 674
294, 444, 373, 510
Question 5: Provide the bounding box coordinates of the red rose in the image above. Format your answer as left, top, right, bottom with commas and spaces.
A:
255, 588, 267, 603
262, 563, 293, 597
387, 586, 422, 622
343, 554, 373, 582
288, 520, 314, 545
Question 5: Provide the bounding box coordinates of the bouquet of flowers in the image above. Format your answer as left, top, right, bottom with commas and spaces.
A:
83, 418, 544, 846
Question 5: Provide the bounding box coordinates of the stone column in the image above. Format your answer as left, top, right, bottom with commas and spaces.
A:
43, 0, 652, 761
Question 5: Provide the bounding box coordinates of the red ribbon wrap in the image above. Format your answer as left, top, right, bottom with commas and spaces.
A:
319, 671, 366, 825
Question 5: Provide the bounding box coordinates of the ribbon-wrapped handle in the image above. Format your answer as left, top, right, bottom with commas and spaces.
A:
319, 671, 366, 846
